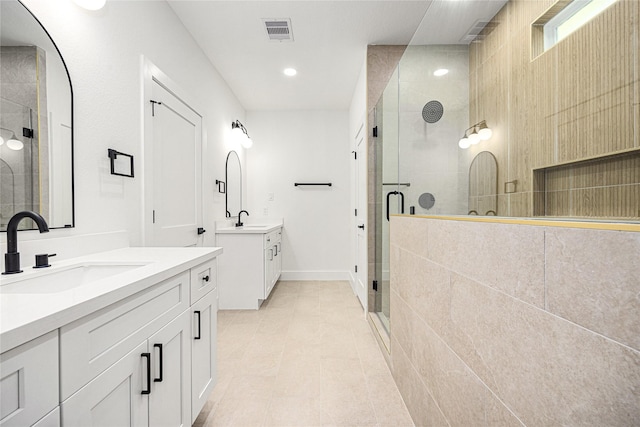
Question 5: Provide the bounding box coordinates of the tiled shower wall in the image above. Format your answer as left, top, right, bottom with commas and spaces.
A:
390, 215, 640, 426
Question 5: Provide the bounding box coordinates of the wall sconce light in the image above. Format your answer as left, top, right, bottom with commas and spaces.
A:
231, 120, 253, 148
458, 120, 492, 149
0, 127, 24, 151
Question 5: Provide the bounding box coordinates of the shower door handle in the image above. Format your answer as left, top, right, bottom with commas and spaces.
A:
386, 191, 405, 221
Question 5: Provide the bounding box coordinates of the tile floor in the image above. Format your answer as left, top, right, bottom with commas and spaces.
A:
193, 280, 414, 427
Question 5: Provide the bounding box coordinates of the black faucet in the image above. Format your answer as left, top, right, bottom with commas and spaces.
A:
3, 211, 49, 275
236, 210, 249, 227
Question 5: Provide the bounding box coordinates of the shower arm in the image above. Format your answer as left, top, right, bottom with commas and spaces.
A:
386, 191, 405, 221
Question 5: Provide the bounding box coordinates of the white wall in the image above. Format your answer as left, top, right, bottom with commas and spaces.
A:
1, 0, 245, 261
245, 110, 350, 280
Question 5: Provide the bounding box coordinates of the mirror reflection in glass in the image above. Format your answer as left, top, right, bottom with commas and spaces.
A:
225, 151, 242, 218
468, 151, 498, 216
0, 0, 74, 231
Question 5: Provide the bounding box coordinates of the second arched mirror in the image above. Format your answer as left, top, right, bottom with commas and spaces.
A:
225, 151, 241, 218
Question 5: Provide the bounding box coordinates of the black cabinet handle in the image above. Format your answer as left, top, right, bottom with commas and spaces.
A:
153, 344, 163, 383
194, 311, 201, 340
141, 353, 151, 394
202, 275, 210, 282
357, 224, 365, 230
274, 245, 278, 256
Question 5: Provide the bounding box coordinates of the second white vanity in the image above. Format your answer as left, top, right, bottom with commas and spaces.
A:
216, 223, 282, 309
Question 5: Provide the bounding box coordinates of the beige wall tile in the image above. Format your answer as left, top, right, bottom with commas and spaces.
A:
394, 247, 450, 335
409, 309, 523, 426
447, 272, 640, 426
391, 336, 449, 427
390, 216, 429, 258
545, 227, 640, 350
426, 219, 545, 307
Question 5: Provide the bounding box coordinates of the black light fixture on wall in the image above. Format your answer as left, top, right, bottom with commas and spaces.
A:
231, 120, 253, 148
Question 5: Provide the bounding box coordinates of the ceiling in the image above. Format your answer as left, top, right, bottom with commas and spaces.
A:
167, 0, 507, 111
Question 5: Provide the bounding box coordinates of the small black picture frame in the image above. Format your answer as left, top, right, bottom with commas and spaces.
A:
108, 149, 134, 178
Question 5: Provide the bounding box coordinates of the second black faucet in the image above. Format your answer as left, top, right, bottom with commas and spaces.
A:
236, 210, 249, 227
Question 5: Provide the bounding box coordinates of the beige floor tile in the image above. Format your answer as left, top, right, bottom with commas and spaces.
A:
264, 397, 322, 426
201, 281, 414, 427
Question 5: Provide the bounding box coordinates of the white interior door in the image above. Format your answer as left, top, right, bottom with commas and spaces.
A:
148, 79, 202, 247
355, 125, 367, 310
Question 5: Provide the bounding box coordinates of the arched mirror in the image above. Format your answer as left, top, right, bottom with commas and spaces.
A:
468, 151, 498, 216
1, 0, 74, 231
225, 151, 241, 218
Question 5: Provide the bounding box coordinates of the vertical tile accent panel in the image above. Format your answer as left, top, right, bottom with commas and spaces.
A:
545, 227, 640, 350
426, 219, 545, 308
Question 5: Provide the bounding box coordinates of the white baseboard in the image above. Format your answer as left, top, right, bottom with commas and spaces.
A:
280, 271, 351, 281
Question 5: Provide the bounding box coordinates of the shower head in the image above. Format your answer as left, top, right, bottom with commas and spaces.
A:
422, 100, 444, 123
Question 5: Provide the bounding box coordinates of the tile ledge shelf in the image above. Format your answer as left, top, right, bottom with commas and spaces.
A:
392, 214, 640, 232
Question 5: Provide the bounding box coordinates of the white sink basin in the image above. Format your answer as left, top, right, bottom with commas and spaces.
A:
1, 262, 150, 294
241, 225, 270, 229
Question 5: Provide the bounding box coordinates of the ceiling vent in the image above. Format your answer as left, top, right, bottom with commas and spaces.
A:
460, 20, 499, 43
263, 18, 294, 42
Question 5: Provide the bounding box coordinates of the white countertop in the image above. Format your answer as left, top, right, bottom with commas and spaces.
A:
216, 222, 282, 234
0, 246, 222, 353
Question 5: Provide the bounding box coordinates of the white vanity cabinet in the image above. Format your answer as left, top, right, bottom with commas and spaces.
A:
217, 225, 282, 310
0, 331, 59, 427
0, 248, 221, 427
60, 273, 194, 427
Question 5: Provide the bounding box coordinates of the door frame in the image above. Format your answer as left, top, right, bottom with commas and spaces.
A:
141, 58, 205, 246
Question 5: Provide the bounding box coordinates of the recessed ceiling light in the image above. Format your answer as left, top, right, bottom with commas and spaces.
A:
433, 68, 449, 77
73, 0, 106, 10
284, 68, 297, 77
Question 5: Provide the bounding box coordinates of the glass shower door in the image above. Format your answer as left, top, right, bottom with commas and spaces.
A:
373, 67, 400, 333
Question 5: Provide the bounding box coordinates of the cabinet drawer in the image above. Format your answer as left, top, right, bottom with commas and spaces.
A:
190, 259, 216, 304
0, 331, 58, 427
264, 228, 282, 247
60, 272, 189, 400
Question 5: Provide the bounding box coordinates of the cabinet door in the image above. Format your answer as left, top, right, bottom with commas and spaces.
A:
0, 331, 58, 427
274, 242, 282, 280
61, 341, 148, 427
190, 289, 218, 422
264, 246, 275, 298
148, 311, 191, 427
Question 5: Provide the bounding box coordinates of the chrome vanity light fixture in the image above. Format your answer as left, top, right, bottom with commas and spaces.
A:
231, 120, 253, 148
458, 120, 492, 149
